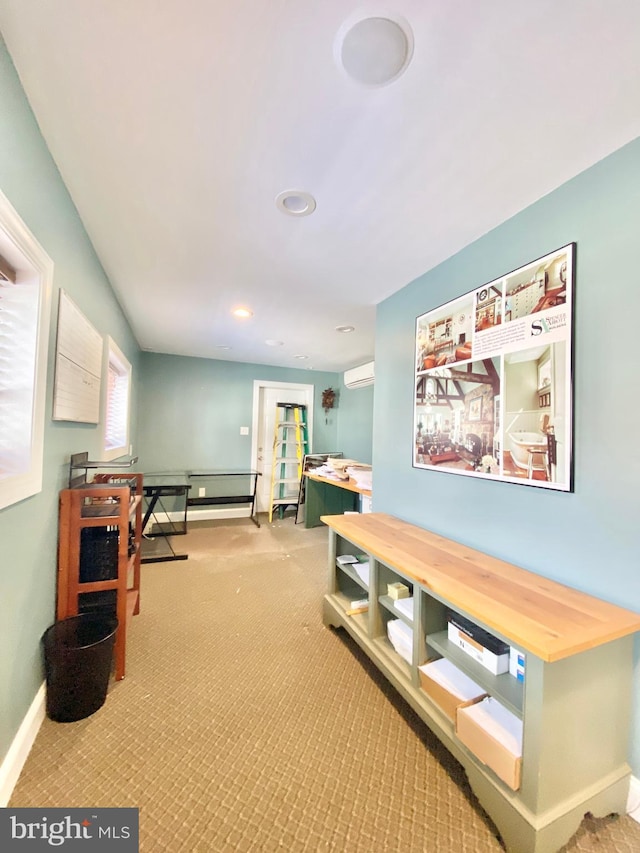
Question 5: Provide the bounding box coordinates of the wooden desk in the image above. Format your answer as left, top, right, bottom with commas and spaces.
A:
321, 512, 640, 853
303, 473, 372, 529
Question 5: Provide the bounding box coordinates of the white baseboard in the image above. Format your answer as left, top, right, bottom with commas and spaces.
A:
0, 682, 46, 806
187, 507, 251, 522
628, 774, 640, 823
145, 507, 250, 533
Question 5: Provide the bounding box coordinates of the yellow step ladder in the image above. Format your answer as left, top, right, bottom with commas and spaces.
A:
268, 403, 309, 522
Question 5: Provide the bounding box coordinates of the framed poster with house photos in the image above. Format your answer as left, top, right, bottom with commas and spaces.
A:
414, 243, 574, 491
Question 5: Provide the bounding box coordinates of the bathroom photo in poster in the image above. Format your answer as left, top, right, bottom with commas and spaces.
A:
414, 244, 574, 491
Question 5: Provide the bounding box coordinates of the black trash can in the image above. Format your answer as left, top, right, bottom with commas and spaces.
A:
42, 614, 118, 723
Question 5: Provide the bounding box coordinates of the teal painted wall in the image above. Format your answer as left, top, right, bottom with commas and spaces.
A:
336, 383, 374, 464
136, 353, 342, 471
0, 39, 140, 770
374, 136, 640, 775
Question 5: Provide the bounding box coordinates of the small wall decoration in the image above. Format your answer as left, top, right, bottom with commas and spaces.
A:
322, 387, 336, 413
322, 387, 337, 424
414, 243, 574, 491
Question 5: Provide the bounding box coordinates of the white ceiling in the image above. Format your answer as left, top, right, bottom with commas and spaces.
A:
2, 1, 640, 372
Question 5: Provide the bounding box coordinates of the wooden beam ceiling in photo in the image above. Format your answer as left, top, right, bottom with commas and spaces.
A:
416, 359, 499, 405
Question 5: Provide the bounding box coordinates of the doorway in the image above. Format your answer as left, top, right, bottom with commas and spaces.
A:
251, 381, 314, 514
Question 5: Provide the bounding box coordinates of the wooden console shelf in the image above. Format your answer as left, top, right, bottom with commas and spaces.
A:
57, 473, 143, 681
321, 512, 640, 853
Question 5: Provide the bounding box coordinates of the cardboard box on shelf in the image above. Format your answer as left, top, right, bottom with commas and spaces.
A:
456, 697, 523, 790
418, 658, 486, 722
387, 582, 410, 600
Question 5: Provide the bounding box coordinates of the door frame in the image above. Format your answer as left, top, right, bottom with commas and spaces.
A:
251, 380, 315, 503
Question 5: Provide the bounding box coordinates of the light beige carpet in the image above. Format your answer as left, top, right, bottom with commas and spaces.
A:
10, 517, 640, 852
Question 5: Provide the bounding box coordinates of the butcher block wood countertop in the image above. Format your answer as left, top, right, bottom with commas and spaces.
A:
305, 471, 372, 497
321, 512, 640, 662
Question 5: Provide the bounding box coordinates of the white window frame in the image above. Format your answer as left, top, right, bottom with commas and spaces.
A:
101, 336, 132, 462
0, 189, 53, 511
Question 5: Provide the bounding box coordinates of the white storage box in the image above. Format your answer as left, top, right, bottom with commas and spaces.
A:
447, 622, 509, 675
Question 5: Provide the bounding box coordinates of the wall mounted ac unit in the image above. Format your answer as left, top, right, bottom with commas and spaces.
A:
344, 361, 375, 389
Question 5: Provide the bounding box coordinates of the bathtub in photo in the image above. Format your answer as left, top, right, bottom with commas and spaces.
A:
508, 431, 548, 470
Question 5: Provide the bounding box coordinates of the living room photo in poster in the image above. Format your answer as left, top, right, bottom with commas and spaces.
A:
414, 243, 574, 491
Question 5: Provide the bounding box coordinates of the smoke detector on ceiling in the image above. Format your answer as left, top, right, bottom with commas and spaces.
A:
335, 14, 414, 87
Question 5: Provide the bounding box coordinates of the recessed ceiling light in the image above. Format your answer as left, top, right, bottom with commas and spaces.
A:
276, 190, 316, 217
232, 307, 253, 318
294, 354, 309, 360
335, 15, 414, 87
335, 325, 355, 333
215, 345, 231, 350
265, 339, 284, 347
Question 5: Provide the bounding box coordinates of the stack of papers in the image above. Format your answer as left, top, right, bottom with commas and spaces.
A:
319, 458, 368, 480
336, 554, 358, 566
418, 658, 485, 702
354, 560, 370, 586
462, 697, 523, 756
387, 619, 413, 664
346, 466, 372, 491
327, 458, 361, 475
393, 597, 414, 620
309, 464, 341, 480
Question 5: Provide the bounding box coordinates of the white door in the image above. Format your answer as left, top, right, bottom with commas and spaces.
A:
251, 382, 314, 513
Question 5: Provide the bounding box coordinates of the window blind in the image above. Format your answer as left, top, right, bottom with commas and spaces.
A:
0, 276, 39, 477
104, 360, 130, 452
